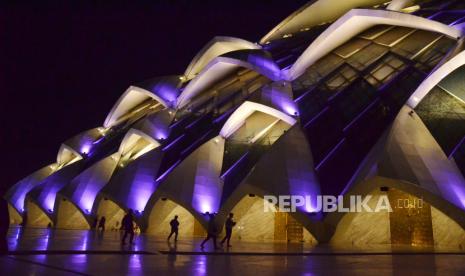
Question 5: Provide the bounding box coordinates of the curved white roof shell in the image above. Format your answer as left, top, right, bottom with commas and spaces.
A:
387, 0, 415, 11
56, 144, 82, 165
119, 128, 160, 156
176, 51, 281, 109
103, 86, 168, 128
135, 75, 183, 106
285, 9, 462, 81
63, 128, 103, 156
407, 49, 465, 108
260, 0, 389, 44
219, 101, 297, 138
184, 36, 260, 80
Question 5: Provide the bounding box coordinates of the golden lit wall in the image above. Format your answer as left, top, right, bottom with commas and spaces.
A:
56, 199, 89, 230
232, 196, 276, 241
147, 199, 205, 237
231, 196, 316, 243
330, 188, 464, 248
26, 200, 52, 228
388, 188, 434, 246
431, 206, 465, 250
330, 190, 391, 246
8, 203, 22, 225
97, 199, 125, 230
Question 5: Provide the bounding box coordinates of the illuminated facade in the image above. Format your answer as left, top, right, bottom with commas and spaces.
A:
7, 0, 465, 247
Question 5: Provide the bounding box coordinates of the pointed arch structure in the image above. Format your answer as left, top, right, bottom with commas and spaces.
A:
216, 124, 325, 241
56, 144, 82, 166
26, 159, 84, 219
10, 0, 465, 246
5, 144, 83, 218
96, 143, 164, 213
176, 50, 281, 109
377, 106, 465, 211
220, 101, 297, 138
58, 152, 120, 216
325, 176, 465, 243
119, 128, 160, 159
5, 164, 55, 216
63, 128, 105, 156
145, 195, 207, 235
103, 78, 179, 128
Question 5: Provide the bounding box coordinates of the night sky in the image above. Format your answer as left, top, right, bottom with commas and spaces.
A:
0, 1, 308, 193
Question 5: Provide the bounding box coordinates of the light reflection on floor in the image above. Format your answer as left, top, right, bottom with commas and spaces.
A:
4, 253, 465, 275
7, 227, 465, 254
6, 227, 465, 275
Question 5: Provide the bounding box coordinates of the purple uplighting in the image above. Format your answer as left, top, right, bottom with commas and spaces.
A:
127, 184, 155, 212
70, 155, 119, 213
445, 178, 465, 211
156, 160, 181, 182
43, 194, 56, 213
77, 190, 97, 213
80, 144, 91, 155
220, 152, 249, 179
162, 135, 185, 151
247, 52, 281, 80
281, 101, 299, 117
143, 76, 182, 106
192, 181, 219, 214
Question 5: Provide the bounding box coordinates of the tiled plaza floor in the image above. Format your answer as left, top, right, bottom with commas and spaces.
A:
5, 227, 465, 275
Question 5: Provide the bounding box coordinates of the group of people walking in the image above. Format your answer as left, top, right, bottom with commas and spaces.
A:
94, 209, 237, 248
93, 209, 137, 245
168, 212, 237, 249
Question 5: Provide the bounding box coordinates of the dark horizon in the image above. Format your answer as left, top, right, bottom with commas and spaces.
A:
0, 1, 307, 192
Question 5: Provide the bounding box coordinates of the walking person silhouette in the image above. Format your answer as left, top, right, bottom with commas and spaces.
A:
98, 216, 106, 232
121, 209, 135, 245
167, 215, 179, 242
221, 213, 236, 247
200, 213, 219, 250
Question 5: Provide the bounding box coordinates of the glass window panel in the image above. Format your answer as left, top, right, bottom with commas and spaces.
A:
346, 43, 389, 71
415, 86, 465, 155
430, 11, 465, 24
438, 65, 465, 102
387, 56, 405, 69
314, 54, 346, 77
333, 38, 371, 58
326, 76, 347, 90
413, 36, 455, 71
332, 79, 377, 126
363, 54, 406, 87
341, 65, 358, 80
324, 65, 359, 93
391, 30, 442, 59
358, 25, 393, 40
292, 53, 344, 96
372, 65, 396, 81
304, 108, 344, 165
365, 76, 378, 87
374, 27, 414, 46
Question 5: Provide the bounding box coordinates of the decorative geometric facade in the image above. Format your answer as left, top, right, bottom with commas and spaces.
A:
7, 0, 465, 247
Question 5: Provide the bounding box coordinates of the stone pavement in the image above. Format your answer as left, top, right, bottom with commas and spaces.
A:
5, 227, 465, 275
